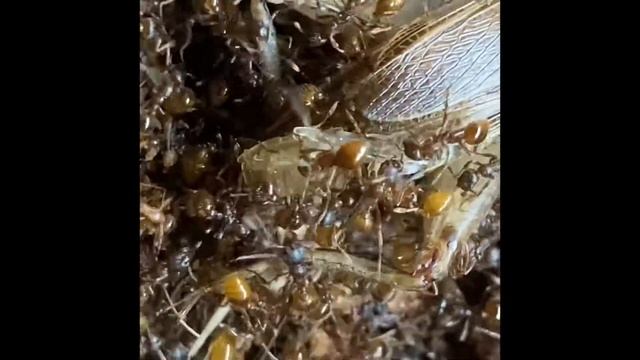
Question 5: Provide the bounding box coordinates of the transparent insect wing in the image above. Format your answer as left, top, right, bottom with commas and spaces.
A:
357, 0, 500, 124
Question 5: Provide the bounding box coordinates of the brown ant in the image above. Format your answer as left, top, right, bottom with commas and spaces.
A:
403, 116, 499, 193
448, 155, 500, 198
403, 91, 499, 164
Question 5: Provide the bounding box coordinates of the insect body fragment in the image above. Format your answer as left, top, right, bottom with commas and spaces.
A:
356, 0, 500, 127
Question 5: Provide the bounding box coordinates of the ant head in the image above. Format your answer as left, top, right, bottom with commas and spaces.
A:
478, 164, 492, 177
289, 246, 307, 265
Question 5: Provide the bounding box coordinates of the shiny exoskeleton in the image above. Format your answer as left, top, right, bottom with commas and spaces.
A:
403, 116, 497, 163
451, 156, 500, 197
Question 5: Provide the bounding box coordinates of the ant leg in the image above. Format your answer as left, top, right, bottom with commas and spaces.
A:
459, 196, 474, 211
313, 100, 338, 128
429, 165, 447, 185
447, 166, 457, 178
314, 168, 336, 229
459, 315, 471, 342
460, 180, 491, 210
472, 160, 489, 167
345, 108, 364, 135
357, 27, 367, 53
458, 196, 469, 211
449, 160, 473, 179
353, 166, 365, 188
270, 9, 282, 22
325, 100, 339, 121
426, 281, 439, 296
284, 35, 293, 50
437, 88, 452, 137
473, 151, 498, 161
458, 188, 478, 210
157, 41, 175, 66
329, 26, 346, 54
460, 160, 475, 171
459, 141, 474, 156
374, 205, 384, 279
180, 20, 193, 64
284, 58, 301, 73
292, 21, 304, 34
156, 40, 174, 55
475, 181, 491, 197
476, 327, 501, 340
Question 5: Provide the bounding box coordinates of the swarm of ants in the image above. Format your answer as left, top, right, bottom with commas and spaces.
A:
140, 0, 501, 359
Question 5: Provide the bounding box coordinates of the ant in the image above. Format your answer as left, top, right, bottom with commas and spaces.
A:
448, 155, 500, 199
403, 92, 499, 163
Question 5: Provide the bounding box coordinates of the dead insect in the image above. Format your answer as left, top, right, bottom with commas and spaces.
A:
353, 0, 500, 133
